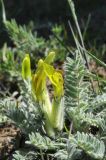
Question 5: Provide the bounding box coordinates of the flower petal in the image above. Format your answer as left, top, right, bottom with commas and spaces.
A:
43, 63, 64, 97
44, 52, 55, 64
52, 71, 64, 97
22, 54, 31, 79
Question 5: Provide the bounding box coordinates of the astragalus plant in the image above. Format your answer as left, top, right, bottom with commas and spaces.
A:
7, 50, 105, 160
22, 52, 64, 137
1, 49, 106, 160
0, 0, 106, 160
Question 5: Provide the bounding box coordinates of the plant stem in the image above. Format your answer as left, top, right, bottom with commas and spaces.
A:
40, 149, 44, 160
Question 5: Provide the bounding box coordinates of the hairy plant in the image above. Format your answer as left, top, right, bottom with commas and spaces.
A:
0, 0, 106, 160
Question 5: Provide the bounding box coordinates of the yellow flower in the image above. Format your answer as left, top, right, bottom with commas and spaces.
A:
22, 54, 31, 80
43, 63, 64, 97
22, 52, 64, 137
32, 59, 46, 101
52, 71, 64, 97
32, 53, 64, 101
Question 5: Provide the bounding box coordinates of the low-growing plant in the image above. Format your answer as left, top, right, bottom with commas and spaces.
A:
0, 0, 106, 160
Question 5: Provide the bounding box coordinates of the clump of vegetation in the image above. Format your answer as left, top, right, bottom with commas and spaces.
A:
0, 0, 106, 159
